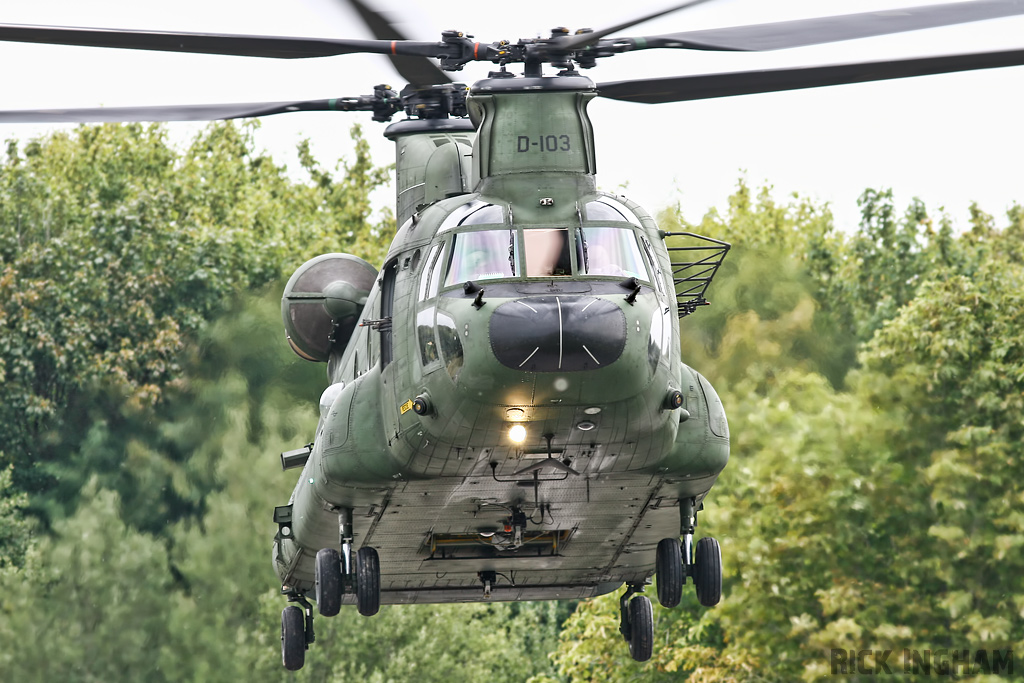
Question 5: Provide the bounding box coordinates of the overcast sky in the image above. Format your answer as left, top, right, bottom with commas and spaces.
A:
1, 0, 1022, 231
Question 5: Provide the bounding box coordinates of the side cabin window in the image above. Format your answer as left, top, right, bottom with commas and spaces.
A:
379, 260, 397, 369
443, 229, 517, 286
578, 226, 648, 279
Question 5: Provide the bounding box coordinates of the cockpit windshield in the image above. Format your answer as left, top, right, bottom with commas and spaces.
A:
438, 225, 650, 287
524, 228, 572, 277
443, 229, 517, 286
579, 227, 648, 279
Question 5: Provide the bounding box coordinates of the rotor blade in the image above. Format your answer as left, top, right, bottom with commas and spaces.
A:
0, 99, 373, 123
343, 0, 451, 86
557, 0, 720, 51
597, 46, 1024, 104
630, 0, 1024, 52
0, 22, 441, 60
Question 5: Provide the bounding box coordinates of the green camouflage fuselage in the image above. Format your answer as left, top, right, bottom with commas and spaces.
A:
274, 75, 729, 603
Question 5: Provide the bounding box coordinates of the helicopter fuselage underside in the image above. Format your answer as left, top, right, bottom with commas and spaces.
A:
277, 469, 718, 603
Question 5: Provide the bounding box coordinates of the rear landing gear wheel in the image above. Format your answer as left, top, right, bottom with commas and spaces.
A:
694, 536, 722, 607
315, 548, 342, 617
656, 537, 683, 608
627, 595, 654, 662
356, 546, 380, 617
281, 606, 306, 671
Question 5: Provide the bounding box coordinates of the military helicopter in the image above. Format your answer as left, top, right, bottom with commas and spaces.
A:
3, 0, 1024, 670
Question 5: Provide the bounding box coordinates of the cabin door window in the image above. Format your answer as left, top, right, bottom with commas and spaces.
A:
380, 260, 397, 369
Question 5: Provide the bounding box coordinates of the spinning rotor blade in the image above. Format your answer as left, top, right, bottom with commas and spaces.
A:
344, 0, 451, 87
0, 98, 378, 123
556, 0, 720, 51
0, 22, 442, 60
630, 0, 1024, 52
598, 45, 1024, 103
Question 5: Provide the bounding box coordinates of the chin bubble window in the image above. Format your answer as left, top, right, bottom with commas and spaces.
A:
436, 312, 464, 381
444, 229, 517, 286
524, 228, 572, 277
417, 306, 438, 365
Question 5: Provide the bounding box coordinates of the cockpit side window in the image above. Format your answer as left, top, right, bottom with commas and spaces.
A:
579, 227, 648, 279
524, 228, 572, 277
443, 229, 517, 286
639, 235, 666, 295
419, 243, 444, 301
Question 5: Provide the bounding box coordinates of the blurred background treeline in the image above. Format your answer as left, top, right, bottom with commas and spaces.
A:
0, 122, 1021, 682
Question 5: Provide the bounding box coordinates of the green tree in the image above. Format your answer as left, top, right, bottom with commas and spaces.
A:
0, 482, 176, 682
660, 179, 853, 387
0, 464, 30, 568
850, 265, 1024, 667
0, 121, 390, 522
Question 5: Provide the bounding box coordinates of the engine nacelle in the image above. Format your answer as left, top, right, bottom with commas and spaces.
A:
281, 253, 377, 362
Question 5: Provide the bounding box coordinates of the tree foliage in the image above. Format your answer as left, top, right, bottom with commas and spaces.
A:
0, 121, 391, 517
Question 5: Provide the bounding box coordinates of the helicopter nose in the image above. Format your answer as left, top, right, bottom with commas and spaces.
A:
489, 296, 626, 372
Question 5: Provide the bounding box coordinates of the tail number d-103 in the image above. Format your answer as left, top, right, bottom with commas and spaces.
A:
517, 135, 571, 152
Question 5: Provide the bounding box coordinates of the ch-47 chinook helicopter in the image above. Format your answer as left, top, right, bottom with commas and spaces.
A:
4, 0, 1024, 670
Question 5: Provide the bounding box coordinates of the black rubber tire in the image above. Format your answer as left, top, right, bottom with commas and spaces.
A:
315, 548, 343, 617
656, 537, 683, 608
281, 606, 306, 671
627, 595, 654, 662
355, 546, 381, 617
694, 536, 722, 607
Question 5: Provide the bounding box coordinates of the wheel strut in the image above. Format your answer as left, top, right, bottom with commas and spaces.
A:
618, 583, 654, 661
287, 592, 316, 646
680, 497, 696, 578
339, 507, 354, 576
618, 583, 642, 640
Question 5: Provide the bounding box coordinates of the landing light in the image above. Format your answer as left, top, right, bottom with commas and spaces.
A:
508, 425, 527, 443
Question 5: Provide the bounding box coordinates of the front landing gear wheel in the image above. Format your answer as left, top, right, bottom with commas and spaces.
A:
627, 595, 654, 662
315, 548, 342, 617
356, 546, 380, 616
656, 537, 683, 608
694, 536, 722, 607
281, 606, 306, 671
